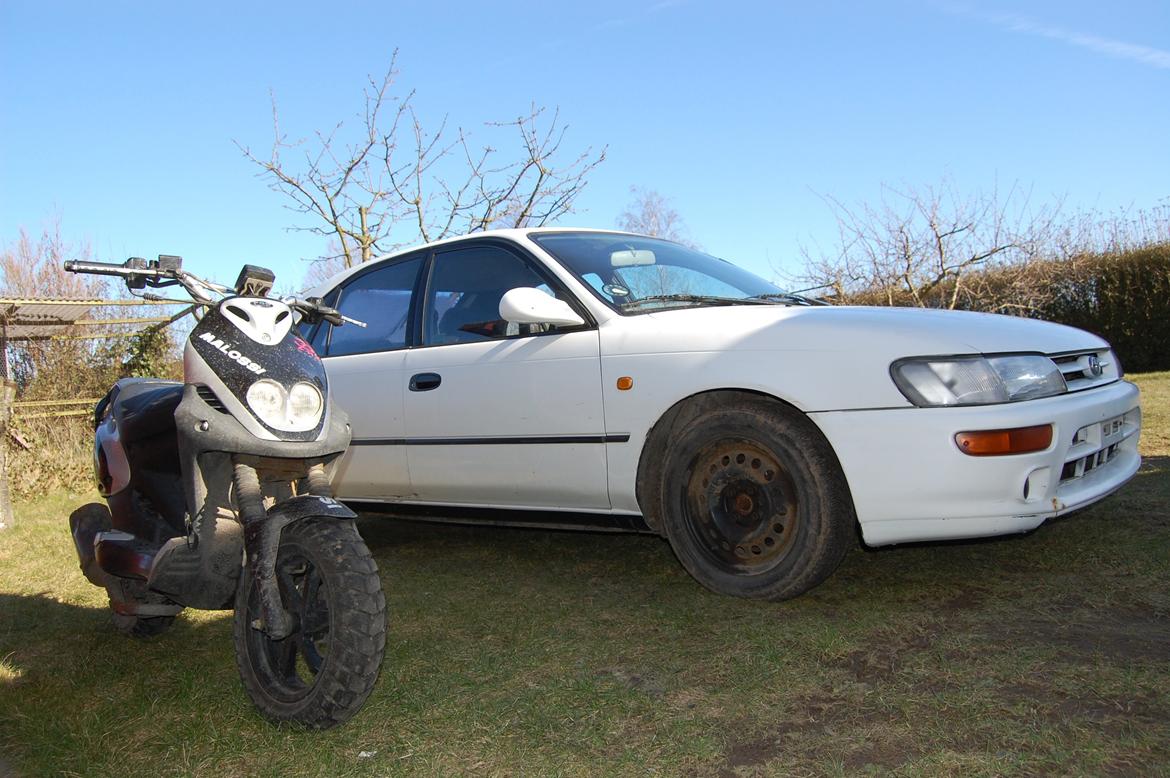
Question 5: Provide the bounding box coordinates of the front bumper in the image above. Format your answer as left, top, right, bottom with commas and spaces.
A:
810, 380, 1142, 546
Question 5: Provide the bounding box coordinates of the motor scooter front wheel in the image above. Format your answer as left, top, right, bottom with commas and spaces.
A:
232, 517, 387, 729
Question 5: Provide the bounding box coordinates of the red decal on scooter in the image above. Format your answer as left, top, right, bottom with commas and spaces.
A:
294, 336, 320, 360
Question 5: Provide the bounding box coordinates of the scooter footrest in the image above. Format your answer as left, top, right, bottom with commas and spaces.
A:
95, 531, 160, 580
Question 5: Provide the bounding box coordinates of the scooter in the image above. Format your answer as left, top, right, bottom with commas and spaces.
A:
63, 254, 386, 729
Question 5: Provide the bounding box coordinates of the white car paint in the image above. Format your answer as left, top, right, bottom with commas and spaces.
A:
311, 228, 1142, 547
322, 349, 411, 500
401, 330, 609, 509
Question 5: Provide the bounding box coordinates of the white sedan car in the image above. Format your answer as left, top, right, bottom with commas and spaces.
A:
302, 229, 1142, 600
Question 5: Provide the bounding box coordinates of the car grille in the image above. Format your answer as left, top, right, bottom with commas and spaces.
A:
1049, 348, 1118, 393
1059, 411, 1138, 484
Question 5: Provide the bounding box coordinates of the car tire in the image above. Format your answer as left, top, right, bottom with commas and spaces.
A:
658, 393, 855, 600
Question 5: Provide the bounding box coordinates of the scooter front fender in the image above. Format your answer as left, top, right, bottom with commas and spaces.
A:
266, 495, 358, 526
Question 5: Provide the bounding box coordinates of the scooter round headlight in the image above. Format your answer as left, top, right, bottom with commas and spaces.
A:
287, 382, 324, 426
246, 379, 288, 428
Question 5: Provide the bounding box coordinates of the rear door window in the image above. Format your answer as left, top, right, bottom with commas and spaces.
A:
326, 255, 424, 357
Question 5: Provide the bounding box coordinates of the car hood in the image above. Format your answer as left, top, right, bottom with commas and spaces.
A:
611, 304, 1106, 356
600, 304, 1109, 411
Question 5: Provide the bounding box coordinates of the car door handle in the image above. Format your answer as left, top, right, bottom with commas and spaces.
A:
409, 372, 442, 392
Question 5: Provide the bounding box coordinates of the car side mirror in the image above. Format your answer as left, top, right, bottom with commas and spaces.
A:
499, 287, 585, 327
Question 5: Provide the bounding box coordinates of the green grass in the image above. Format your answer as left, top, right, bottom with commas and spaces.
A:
2, 374, 1168, 776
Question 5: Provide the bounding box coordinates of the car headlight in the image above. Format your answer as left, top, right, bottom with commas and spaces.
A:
245, 379, 324, 431
891, 355, 1066, 407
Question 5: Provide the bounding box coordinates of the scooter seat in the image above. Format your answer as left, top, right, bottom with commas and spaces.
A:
110, 379, 184, 444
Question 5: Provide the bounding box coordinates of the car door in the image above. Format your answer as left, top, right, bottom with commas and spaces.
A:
314, 253, 425, 500
402, 241, 610, 509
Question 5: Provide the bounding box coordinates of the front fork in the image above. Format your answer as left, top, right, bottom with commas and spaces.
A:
232, 458, 356, 640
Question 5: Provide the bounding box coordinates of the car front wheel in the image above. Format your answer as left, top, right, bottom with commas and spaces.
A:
659, 395, 855, 600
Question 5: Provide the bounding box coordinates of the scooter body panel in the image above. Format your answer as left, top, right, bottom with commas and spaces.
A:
81, 297, 351, 611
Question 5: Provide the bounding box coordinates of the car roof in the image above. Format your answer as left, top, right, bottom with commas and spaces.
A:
311, 227, 637, 292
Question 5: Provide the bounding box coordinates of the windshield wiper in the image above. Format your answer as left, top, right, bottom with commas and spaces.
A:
746, 292, 826, 306
621, 294, 773, 310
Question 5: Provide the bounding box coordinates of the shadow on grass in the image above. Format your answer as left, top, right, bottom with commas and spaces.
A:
0, 590, 235, 684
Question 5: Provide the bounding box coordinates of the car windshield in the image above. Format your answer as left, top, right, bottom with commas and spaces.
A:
530, 232, 805, 314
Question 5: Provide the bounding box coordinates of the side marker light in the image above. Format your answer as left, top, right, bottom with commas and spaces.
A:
955, 424, 1053, 456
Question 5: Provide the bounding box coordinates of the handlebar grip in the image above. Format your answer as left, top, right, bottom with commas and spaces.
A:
63, 259, 132, 276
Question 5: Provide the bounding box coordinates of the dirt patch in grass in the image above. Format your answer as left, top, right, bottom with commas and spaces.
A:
999, 680, 1170, 738
837, 628, 938, 684
594, 666, 667, 699
719, 733, 788, 776
986, 604, 1170, 663
940, 586, 988, 612
718, 694, 921, 775
842, 739, 920, 772
715, 561, 1170, 775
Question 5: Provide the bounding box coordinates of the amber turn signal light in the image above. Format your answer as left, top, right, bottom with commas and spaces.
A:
954, 424, 1053, 456
616, 376, 634, 391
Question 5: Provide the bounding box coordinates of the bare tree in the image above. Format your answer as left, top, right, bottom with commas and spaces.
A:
1, 221, 181, 394
300, 246, 348, 291
1, 223, 186, 502
2, 226, 104, 505
613, 187, 703, 296
1, 222, 105, 301
238, 53, 606, 277
616, 186, 697, 247
1, 223, 108, 393
798, 181, 1061, 310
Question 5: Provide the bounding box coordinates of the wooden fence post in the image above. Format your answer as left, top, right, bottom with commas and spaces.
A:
0, 378, 15, 530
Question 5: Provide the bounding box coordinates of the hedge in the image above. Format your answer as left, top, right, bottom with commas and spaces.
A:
1038, 244, 1170, 373
837, 243, 1170, 373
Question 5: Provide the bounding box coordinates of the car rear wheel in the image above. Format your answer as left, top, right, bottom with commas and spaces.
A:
658, 395, 855, 600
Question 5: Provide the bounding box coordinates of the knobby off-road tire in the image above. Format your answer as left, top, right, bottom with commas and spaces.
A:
658, 394, 855, 601
233, 517, 387, 729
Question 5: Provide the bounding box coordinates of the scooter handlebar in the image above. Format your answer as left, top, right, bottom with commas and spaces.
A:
63, 259, 150, 278
293, 297, 365, 328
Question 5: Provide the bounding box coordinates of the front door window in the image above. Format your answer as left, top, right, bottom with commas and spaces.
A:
423, 245, 579, 346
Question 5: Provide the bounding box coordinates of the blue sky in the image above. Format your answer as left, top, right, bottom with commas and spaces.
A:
2, 0, 1167, 288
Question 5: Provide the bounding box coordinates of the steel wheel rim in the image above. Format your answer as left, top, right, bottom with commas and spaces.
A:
682, 438, 800, 575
